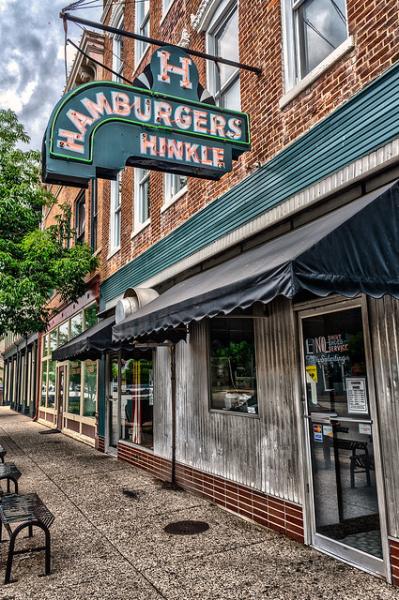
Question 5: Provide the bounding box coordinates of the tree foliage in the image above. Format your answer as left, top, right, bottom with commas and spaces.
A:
0, 109, 98, 337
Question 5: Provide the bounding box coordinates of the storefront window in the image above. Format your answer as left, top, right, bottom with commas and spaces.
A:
42, 334, 48, 357
84, 305, 97, 330
47, 360, 56, 407
40, 363, 48, 407
83, 360, 97, 417
58, 321, 69, 347
209, 317, 258, 414
120, 353, 154, 449
68, 361, 81, 414
49, 330, 58, 351
71, 313, 83, 338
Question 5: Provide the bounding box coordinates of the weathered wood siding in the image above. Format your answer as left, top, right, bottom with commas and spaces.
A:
154, 298, 302, 504
368, 296, 399, 537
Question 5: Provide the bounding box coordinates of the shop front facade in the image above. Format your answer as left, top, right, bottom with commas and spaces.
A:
38, 298, 99, 445
39, 0, 399, 587
2, 333, 39, 417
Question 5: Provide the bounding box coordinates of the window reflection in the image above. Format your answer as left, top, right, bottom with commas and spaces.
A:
210, 317, 258, 414
120, 353, 154, 449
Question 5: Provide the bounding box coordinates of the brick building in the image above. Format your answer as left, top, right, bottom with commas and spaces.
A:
4, 0, 399, 585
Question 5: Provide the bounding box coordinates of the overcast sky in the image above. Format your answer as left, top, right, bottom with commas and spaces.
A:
0, 0, 102, 150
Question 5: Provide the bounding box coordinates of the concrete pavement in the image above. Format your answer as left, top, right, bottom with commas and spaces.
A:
0, 407, 398, 599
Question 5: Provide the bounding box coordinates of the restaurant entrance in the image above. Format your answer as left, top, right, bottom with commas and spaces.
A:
299, 300, 388, 577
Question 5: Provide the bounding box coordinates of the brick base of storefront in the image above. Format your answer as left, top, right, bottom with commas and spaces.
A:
96, 435, 105, 453
389, 539, 399, 586
117, 442, 304, 543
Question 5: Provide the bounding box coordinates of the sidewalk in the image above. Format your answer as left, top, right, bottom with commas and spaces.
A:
0, 407, 397, 600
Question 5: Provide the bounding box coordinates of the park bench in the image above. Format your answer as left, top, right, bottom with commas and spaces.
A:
0, 493, 55, 584
0, 463, 21, 495
0, 445, 7, 464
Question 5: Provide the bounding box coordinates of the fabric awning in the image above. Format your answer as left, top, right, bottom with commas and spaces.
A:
52, 315, 115, 361
113, 181, 399, 342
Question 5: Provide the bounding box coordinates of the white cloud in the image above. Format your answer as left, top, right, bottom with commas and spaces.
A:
0, 0, 102, 150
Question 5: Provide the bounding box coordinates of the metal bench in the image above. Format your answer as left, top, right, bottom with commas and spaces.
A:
0, 446, 7, 464
0, 463, 21, 495
0, 493, 55, 584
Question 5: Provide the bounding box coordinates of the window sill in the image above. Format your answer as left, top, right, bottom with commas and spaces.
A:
161, 186, 188, 213
118, 439, 154, 453
160, 0, 176, 24
107, 246, 121, 260
279, 36, 355, 110
210, 408, 260, 419
131, 219, 151, 239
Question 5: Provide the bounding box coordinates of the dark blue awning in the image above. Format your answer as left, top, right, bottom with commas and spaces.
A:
113, 181, 399, 342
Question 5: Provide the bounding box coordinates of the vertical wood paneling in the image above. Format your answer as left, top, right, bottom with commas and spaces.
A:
368, 296, 399, 537
155, 298, 302, 503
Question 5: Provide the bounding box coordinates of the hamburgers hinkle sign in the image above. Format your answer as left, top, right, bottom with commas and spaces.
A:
43, 45, 251, 186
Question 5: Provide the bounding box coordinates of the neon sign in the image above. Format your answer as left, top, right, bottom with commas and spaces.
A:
43, 46, 250, 186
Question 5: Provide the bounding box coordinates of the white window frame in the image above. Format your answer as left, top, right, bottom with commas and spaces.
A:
206, 0, 240, 110
109, 172, 122, 256
161, 0, 176, 22
162, 173, 187, 211
112, 13, 124, 82
135, 0, 150, 67
133, 168, 150, 235
281, 0, 351, 97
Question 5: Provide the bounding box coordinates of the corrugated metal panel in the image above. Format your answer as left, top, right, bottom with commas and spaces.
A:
101, 62, 399, 306
153, 347, 172, 459
368, 296, 399, 537
154, 299, 301, 502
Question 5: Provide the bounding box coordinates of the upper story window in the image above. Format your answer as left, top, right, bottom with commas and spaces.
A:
75, 191, 86, 244
135, 0, 150, 65
133, 168, 150, 233
109, 172, 122, 254
112, 15, 124, 82
207, 1, 240, 110
164, 173, 187, 208
162, 0, 174, 18
283, 0, 348, 89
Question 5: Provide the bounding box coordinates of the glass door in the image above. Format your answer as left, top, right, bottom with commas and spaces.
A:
107, 354, 119, 453
301, 304, 386, 575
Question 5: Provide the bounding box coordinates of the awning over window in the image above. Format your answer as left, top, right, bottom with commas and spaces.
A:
113, 181, 399, 342
52, 315, 115, 361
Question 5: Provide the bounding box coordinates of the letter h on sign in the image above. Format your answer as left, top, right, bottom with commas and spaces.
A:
157, 49, 193, 90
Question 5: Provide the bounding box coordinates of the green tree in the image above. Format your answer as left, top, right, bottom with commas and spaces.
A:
0, 109, 98, 337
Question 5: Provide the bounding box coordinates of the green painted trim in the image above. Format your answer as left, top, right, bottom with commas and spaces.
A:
100, 61, 399, 307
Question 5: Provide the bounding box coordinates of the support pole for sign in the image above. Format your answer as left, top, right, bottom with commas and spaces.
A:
61, 12, 262, 76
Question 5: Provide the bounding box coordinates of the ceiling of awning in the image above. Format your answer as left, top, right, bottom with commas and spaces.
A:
113, 180, 399, 342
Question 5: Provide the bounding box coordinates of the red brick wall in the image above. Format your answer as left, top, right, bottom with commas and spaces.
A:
117, 442, 304, 542
99, 0, 399, 283
390, 539, 399, 586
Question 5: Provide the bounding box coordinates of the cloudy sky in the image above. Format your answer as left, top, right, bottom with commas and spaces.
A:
0, 0, 102, 150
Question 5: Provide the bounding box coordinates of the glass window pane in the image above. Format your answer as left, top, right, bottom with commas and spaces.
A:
71, 313, 83, 338
210, 317, 258, 414
58, 322, 69, 347
40, 362, 48, 407
221, 77, 240, 111
83, 360, 97, 417
42, 334, 48, 357
215, 7, 239, 88
84, 305, 97, 330
47, 360, 56, 408
49, 330, 58, 352
68, 361, 81, 415
298, 0, 347, 76
120, 354, 154, 449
